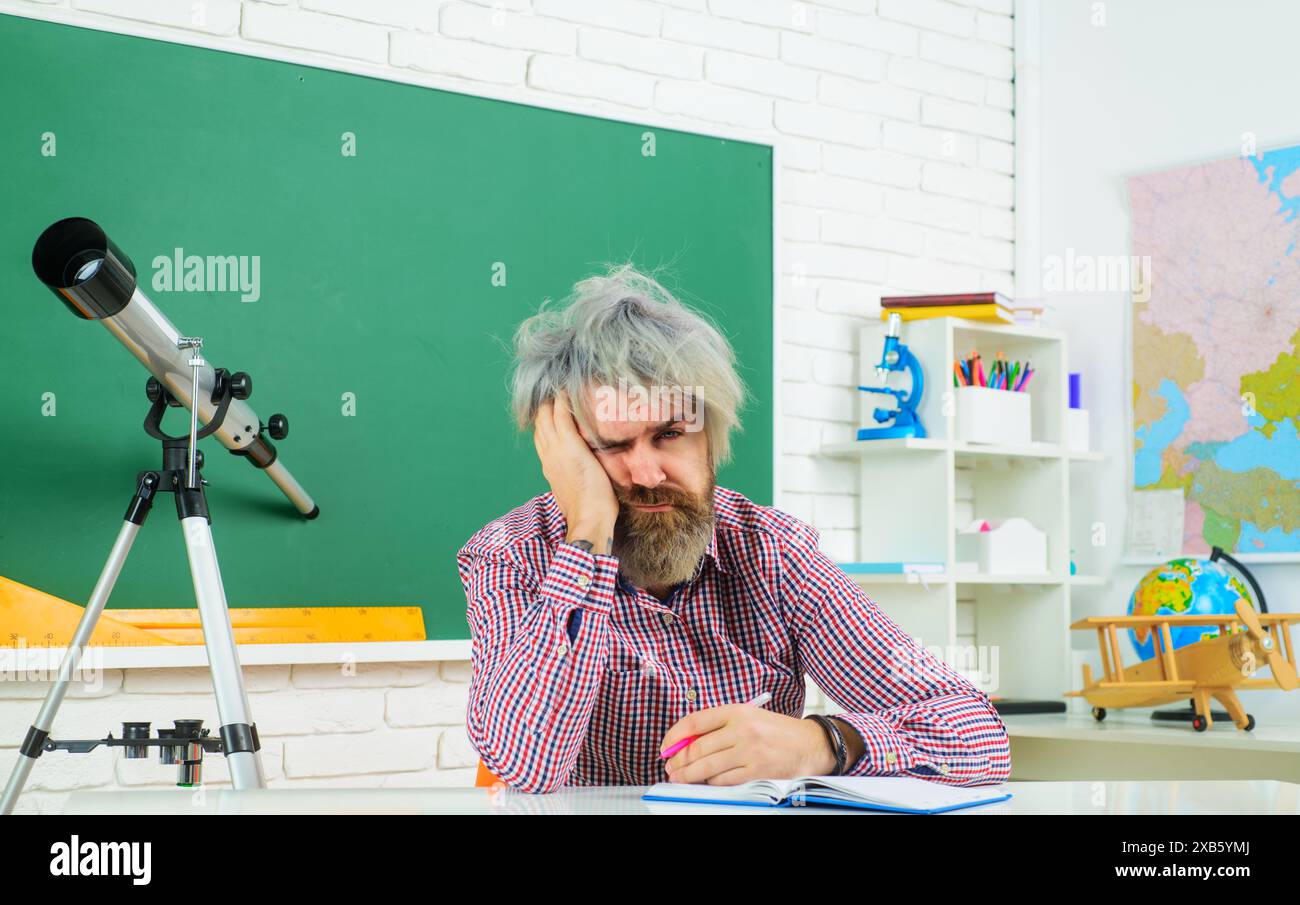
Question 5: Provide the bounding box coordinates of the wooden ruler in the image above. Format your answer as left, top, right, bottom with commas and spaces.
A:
0, 576, 426, 647
110, 606, 426, 644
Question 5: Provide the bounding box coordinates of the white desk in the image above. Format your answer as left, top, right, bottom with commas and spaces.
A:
1003, 712, 1300, 783
61, 780, 1300, 815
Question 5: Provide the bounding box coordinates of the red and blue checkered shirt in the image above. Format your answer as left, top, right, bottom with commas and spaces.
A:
458, 485, 1011, 793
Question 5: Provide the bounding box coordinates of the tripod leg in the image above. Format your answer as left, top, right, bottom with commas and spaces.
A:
1, 473, 159, 815
179, 515, 266, 789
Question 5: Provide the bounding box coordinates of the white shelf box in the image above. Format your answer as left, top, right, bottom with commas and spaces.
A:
955, 385, 1031, 446
955, 517, 1048, 574
1067, 407, 1091, 452
953, 323, 1066, 447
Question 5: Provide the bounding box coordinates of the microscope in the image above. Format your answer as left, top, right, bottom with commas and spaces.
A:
857, 311, 926, 440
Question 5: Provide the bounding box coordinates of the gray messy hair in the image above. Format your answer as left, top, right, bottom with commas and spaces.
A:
511, 264, 747, 466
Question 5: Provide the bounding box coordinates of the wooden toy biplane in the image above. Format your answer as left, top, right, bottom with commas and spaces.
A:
1066, 598, 1299, 731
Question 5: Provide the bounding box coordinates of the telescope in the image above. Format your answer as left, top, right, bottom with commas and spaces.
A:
31, 216, 317, 518
2, 217, 318, 814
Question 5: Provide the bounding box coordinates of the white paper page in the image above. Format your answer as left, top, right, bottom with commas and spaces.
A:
796, 775, 1007, 810
1128, 488, 1185, 558
644, 780, 800, 804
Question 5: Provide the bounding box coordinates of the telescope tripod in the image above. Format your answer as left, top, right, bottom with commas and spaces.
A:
1, 349, 267, 814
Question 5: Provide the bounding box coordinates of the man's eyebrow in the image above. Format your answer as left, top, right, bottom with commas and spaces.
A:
592, 419, 682, 447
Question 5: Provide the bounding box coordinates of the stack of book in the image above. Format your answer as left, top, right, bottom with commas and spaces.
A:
880, 292, 1014, 324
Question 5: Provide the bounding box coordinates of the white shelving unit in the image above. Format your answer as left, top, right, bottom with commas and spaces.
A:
823, 317, 1106, 704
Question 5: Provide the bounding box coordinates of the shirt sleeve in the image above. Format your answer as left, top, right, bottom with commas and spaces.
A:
458, 540, 618, 793
787, 534, 1012, 787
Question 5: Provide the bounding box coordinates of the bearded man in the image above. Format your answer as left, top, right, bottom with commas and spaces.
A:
457, 266, 1011, 794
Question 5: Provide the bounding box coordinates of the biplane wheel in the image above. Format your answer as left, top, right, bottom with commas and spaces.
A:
1192, 715, 1208, 732
1244, 714, 1256, 732
1091, 707, 1106, 722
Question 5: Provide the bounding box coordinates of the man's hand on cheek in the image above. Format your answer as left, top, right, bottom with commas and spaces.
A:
532, 391, 618, 554
660, 705, 834, 785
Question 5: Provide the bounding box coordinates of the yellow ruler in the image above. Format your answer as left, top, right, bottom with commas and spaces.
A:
0, 575, 426, 647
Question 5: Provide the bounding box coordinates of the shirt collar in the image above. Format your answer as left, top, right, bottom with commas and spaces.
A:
703, 518, 728, 574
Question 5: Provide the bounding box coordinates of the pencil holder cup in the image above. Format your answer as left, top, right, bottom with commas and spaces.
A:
955, 385, 1031, 446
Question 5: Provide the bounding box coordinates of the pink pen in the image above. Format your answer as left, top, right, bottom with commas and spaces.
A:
660, 691, 773, 759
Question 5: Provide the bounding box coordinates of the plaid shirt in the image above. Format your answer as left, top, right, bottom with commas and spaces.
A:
458, 485, 1011, 793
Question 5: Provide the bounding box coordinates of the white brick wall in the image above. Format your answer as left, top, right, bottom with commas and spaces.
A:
0, 662, 473, 812
0, 0, 1014, 807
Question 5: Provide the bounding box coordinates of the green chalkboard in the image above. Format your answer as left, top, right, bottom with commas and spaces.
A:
0, 15, 773, 641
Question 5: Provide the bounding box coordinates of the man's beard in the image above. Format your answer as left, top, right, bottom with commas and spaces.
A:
612, 475, 716, 592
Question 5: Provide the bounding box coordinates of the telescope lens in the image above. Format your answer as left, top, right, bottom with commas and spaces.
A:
73, 256, 103, 283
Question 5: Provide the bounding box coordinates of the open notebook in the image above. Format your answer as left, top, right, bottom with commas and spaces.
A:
643, 775, 1012, 814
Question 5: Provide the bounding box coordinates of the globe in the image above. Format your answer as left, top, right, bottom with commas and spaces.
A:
1127, 558, 1254, 661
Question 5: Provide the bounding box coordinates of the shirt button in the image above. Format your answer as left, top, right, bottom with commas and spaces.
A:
685, 688, 697, 702
885, 753, 897, 765
661, 612, 674, 627
556, 643, 568, 657
576, 575, 590, 588
939, 764, 950, 774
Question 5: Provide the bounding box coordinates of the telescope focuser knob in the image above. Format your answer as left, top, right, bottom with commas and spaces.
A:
229, 371, 253, 400
267, 413, 289, 441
